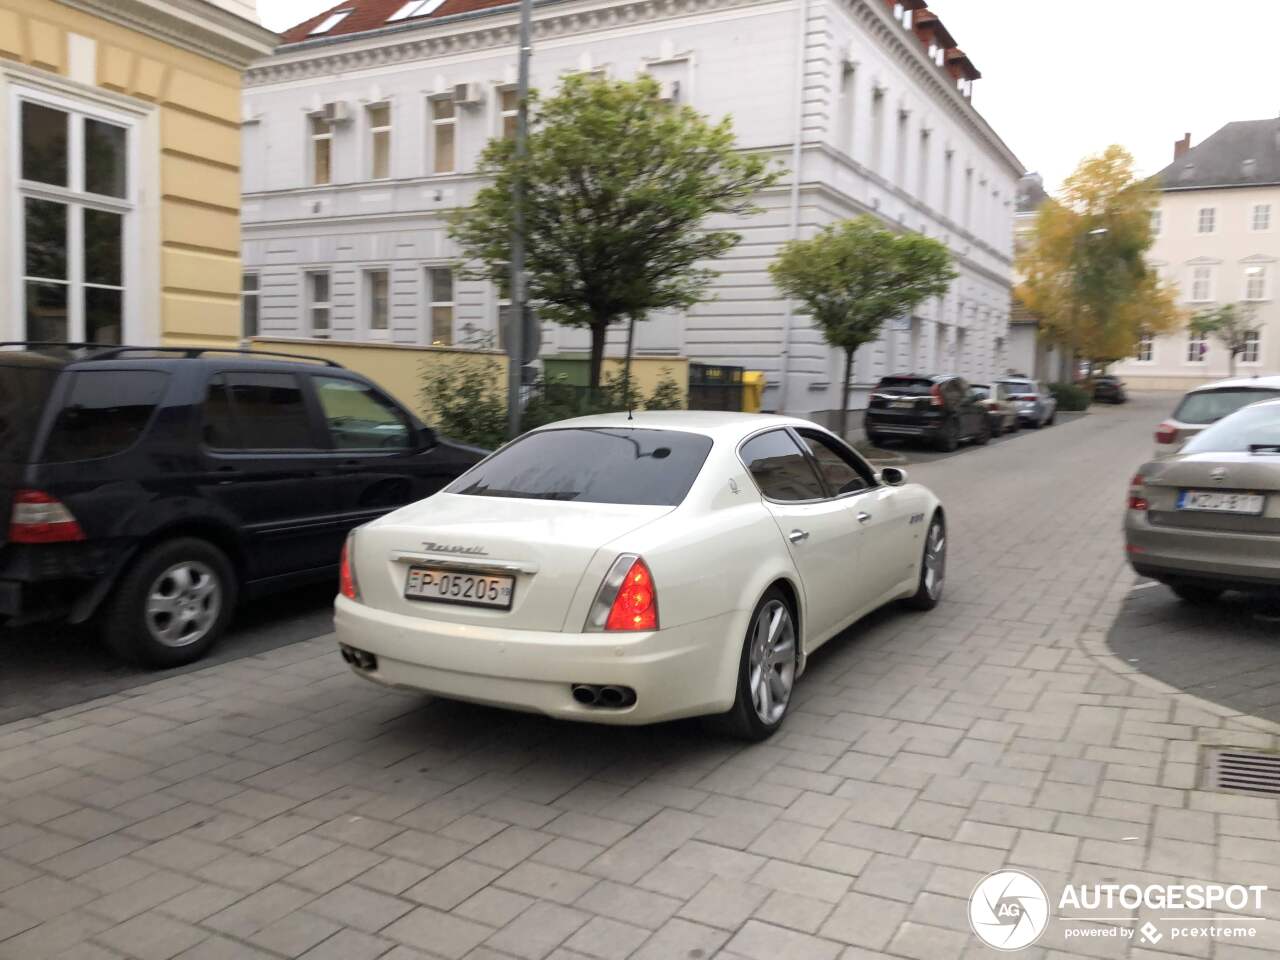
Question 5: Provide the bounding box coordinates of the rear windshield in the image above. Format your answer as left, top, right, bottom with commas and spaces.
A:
40, 370, 169, 463
446, 428, 713, 506
0, 361, 59, 462
1182, 402, 1280, 454
1174, 388, 1280, 426
875, 378, 933, 396
1000, 382, 1037, 397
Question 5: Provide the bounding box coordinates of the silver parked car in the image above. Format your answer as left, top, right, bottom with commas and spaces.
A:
1153, 375, 1280, 458
1126, 398, 1280, 602
994, 377, 1057, 429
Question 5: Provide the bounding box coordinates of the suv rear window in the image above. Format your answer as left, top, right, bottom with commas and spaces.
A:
446, 428, 713, 506
1182, 402, 1280, 454
1174, 388, 1280, 426
40, 370, 169, 463
0, 360, 59, 462
875, 377, 934, 396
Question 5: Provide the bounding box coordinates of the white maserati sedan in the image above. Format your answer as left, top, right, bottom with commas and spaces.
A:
335, 412, 945, 739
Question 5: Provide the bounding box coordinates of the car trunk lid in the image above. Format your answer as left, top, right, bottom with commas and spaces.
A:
354, 493, 674, 630
1143, 453, 1280, 534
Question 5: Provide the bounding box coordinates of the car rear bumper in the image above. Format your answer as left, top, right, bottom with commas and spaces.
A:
863, 415, 942, 438
334, 595, 743, 724
1125, 511, 1280, 590
0, 540, 132, 623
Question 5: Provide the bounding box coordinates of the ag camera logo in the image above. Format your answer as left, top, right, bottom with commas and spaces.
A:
969, 870, 1050, 951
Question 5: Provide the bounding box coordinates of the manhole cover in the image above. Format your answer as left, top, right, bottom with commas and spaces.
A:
1206, 748, 1280, 796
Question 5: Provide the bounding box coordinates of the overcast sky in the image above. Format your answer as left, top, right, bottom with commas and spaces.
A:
256, 0, 1280, 193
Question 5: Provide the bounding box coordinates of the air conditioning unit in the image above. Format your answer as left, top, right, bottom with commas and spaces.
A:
321, 101, 351, 123
452, 83, 484, 106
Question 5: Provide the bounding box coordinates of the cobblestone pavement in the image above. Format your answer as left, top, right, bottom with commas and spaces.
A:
2, 393, 1279, 960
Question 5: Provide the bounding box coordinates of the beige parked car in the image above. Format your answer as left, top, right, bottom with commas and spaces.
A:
1127, 398, 1280, 602
972, 383, 1020, 437
1153, 375, 1280, 458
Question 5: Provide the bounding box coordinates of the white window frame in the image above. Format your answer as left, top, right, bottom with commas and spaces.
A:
496, 86, 518, 142
388, 0, 446, 20
241, 272, 259, 340
1134, 334, 1154, 363
1189, 265, 1214, 302
310, 10, 352, 34
1253, 204, 1272, 232
1186, 332, 1208, 364
1150, 208, 1162, 236
10, 82, 140, 345
429, 96, 456, 174
310, 113, 333, 185
1241, 330, 1261, 364
364, 266, 390, 339
305, 269, 331, 338
425, 265, 454, 345
1245, 264, 1269, 301
367, 102, 391, 181
1197, 206, 1216, 234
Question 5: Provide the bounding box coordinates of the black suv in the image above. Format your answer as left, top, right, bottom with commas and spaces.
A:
0, 344, 484, 667
864, 373, 990, 451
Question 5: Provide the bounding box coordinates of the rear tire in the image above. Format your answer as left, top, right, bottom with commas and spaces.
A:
1171, 584, 1224, 605
935, 420, 959, 452
989, 418, 1004, 439
866, 431, 886, 448
104, 538, 237, 668
904, 514, 946, 611
1047, 410, 1057, 425
719, 587, 798, 741
973, 420, 991, 446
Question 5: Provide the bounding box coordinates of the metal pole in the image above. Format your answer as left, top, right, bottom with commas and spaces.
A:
506, 0, 533, 439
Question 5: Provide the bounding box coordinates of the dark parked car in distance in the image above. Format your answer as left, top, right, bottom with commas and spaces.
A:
1093, 375, 1127, 404
864, 374, 991, 451
0, 343, 485, 667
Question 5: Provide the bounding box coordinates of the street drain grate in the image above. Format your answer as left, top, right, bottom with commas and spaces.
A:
1206, 749, 1280, 796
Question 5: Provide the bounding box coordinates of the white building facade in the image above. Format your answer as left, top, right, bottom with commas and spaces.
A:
1113, 122, 1280, 390
241, 0, 1021, 420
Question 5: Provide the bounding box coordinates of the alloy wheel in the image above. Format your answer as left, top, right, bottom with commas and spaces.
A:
924, 520, 946, 600
145, 561, 221, 648
748, 599, 796, 725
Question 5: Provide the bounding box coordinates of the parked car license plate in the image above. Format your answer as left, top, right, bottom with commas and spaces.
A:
891, 400, 915, 408
1176, 490, 1266, 515
404, 567, 515, 609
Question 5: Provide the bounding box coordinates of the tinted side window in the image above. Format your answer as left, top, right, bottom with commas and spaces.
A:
798, 430, 873, 495
314, 375, 411, 450
41, 370, 168, 463
740, 430, 825, 502
202, 372, 315, 450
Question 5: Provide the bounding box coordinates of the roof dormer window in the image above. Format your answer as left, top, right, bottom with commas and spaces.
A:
389, 0, 446, 21
309, 9, 352, 34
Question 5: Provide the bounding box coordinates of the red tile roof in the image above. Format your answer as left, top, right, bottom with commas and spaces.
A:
280, 0, 515, 44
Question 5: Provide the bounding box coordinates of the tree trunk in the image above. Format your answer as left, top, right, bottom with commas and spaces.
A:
1229, 349, 1237, 378
837, 346, 856, 441
588, 320, 608, 393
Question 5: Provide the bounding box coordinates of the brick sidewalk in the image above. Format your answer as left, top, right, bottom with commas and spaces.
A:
1, 395, 1277, 959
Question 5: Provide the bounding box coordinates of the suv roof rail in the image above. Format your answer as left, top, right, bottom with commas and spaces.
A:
0, 342, 344, 368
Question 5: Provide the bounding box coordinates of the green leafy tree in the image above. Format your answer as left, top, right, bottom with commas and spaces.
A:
450, 74, 780, 389
1191, 302, 1261, 377
769, 216, 956, 438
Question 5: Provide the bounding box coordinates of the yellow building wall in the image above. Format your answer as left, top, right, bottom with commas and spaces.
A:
599, 357, 689, 406
1, 0, 247, 347
251, 338, 510, 421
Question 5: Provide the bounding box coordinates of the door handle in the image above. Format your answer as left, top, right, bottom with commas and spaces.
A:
857, 512, 871, 524
788, 529, 809, 543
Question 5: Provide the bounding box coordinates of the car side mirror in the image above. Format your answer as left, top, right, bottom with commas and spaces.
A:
418, 425, 437, 449
880, 466, 907, 486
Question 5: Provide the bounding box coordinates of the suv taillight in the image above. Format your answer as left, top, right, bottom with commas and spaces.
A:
586, 554, 658, 632
339, 532, 360, 601
1155, 423, 1178, 445
9, 490, 85, 543
929, 384, 944, 407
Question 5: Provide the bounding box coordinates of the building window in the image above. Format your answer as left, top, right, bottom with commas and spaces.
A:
242, 273, 259, 338
1186, 332, 1208, 363
1190, 265, 1213, 302
498, 88, 518, 141
1150, 208, 1162, 236
835, 64, 855, 155
368, 103, 391, 180
306, 271, 331, 337
894, 110, 908, 186
431, 98, 455, 174
869, 88, 884, 174
942, 149, 953, 218
311, 115, 333, 185
1253, 204, 1271, 231
427, 267, 454, 345
366, 269, 389, 333
1245, 265, 1268, 301
1135, 334, 1153, 362
1197, 207, 1216, 234
1241, 330, 1261, 364
495, 280, 512, 350
917, 129, 930, 199
310, 9, 351, 34
963, 167, 974, 228
388, 0, 445, 20
18, 97, 131, 344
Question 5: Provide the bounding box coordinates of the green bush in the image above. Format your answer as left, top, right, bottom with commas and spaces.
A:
1049, 381, 1091, 412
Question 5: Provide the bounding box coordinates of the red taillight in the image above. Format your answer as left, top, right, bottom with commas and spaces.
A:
1128, 473, 1149, 511
9, 489, 85, 543
929, 384, 944, 407
339, 534, 360, 601
1155, 423, 1178, 445
598, 558, 657, 631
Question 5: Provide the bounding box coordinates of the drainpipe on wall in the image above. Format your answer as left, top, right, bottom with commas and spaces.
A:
775, 0, 810, 415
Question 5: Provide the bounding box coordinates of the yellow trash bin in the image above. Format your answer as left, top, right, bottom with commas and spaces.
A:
742, 371, 766, 413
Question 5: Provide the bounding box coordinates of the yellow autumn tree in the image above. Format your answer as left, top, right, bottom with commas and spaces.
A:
1016, 146, 1182, 368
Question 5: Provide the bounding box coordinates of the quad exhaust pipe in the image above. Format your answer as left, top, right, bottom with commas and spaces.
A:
571, 684, 637, 709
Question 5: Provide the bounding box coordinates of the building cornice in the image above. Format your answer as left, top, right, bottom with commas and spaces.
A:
59, 0, 277, 69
